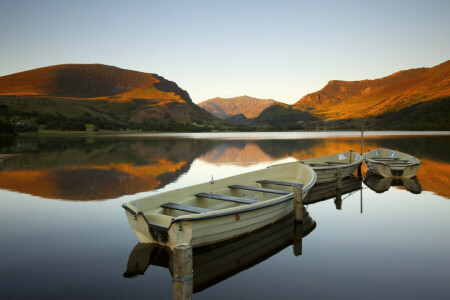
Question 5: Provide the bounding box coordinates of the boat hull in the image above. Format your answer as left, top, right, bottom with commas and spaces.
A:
125, 190, 307, 248
303, 151, 363, 183
123, 162, 316, 249
364, 148, 421, 178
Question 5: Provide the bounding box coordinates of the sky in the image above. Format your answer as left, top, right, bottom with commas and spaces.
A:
0, 0, 449, 104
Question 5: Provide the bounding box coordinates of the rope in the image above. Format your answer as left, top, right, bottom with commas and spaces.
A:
173, 274, 193, 282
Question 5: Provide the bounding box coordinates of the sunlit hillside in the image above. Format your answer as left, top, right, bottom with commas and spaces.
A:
293, 60, 450, 120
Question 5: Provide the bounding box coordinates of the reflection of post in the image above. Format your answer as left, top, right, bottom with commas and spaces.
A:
335, 169, 342, 210
360, 185, 363, 214
293, 222, 303, 256
336, 169, 342, 189
293, 186, 303, 223
357, 163, 362, 179
173, 245, 193, 300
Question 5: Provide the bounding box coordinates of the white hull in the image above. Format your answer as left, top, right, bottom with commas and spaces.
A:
364, 148, 421, 178
123, 163, 316, 249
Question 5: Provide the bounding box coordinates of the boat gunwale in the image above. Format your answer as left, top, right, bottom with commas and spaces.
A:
363, 148, 421, 167
122, 168, 317, 227
301, 152, 363, 171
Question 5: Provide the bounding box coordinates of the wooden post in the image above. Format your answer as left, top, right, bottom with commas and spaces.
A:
293, 222, 303, 256
173, 244, 193, 300
361, 124, 364, 155
293, 185, 303, 223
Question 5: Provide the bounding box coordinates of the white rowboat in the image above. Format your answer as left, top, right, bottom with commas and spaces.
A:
301, 151, 363, 183
122, 163, 316, 249
364, 148, 421, 178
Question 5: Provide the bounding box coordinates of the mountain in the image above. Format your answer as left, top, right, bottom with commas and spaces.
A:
0, 64, 223, 132
198, 96, 277, 119
294, 60, 450, 120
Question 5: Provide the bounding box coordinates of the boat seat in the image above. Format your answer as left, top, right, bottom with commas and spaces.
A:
195, 193, 257, 204
325, 161, 348, 165
228, 185, 290, 195
256, 180, 303, 188
161, 202, 213, 214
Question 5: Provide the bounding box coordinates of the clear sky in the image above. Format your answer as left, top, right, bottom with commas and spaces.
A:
0, 0, 449, 104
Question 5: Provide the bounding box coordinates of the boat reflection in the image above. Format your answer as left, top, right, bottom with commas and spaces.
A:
364, 173, 422, 194
304, 175, 362, 209
123, 208, 316, 293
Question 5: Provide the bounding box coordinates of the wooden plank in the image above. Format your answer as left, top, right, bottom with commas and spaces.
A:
195, 192, 257, 204
256, 179, 303, 187
228, 185, 290, 195
161, 202, 213, 214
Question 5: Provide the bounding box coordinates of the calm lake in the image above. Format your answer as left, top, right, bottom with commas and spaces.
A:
1, 131, 449, 299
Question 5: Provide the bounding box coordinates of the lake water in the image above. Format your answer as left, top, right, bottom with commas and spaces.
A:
0, 131, 449, 299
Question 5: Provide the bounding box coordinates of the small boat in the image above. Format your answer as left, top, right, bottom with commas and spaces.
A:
301, 151, 363, 183
122, 163, 316, 249
123, 210, 316, 293
364, 173, 422, 194
364, 148, 421, 178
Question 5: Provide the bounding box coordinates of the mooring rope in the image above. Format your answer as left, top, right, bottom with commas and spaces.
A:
173, 274, 194, 282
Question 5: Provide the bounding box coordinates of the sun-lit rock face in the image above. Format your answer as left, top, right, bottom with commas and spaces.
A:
198, 96, 277, 119
294, 60, 450, 120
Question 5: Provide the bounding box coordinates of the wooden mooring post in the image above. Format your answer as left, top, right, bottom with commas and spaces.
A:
293, 185, 303, 223
173, 244, 193, 300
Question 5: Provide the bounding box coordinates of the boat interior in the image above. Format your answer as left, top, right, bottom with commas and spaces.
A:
302, 151, 362, 167
127, 164, 314, 227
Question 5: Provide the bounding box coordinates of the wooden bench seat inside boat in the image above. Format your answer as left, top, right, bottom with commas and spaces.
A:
228, 185, 290, 195
195, 193, 257, 204
256, 179, 303, 187
161, 202, 213, 214
324, 161, 349, 165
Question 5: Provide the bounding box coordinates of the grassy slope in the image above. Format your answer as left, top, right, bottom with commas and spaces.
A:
294, 60, 450, 120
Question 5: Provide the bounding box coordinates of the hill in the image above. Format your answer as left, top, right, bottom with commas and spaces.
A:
0, 64, 225, 132
198, 96, 277, 119
293, 60, 450, 120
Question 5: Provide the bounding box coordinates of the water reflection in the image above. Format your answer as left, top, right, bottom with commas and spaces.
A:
304, 175, 362, 207
0, 134, 448, 200
123, 208, 316, 294
364, 174, 422, 194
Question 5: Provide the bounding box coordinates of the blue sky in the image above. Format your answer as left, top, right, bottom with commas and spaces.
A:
0, 0, 448, 104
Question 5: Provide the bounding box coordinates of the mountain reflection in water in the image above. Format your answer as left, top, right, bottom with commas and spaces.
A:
0, 134, 448, 200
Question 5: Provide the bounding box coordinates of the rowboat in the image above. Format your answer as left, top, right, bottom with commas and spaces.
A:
301, 151, 363, 183
122, 163, 316, 249
304, 175, 362, 205
123, 209, 316, 293
364, 148, 421, 178
364, 173, 422, 194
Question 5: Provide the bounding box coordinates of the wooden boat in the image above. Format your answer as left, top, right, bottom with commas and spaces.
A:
364, 148, 421, 178
122, 163, 316, 249
123, 210, 316, 293
364, 173, 422, 194
303, 175, 362, 205
301, 151, 363, 183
